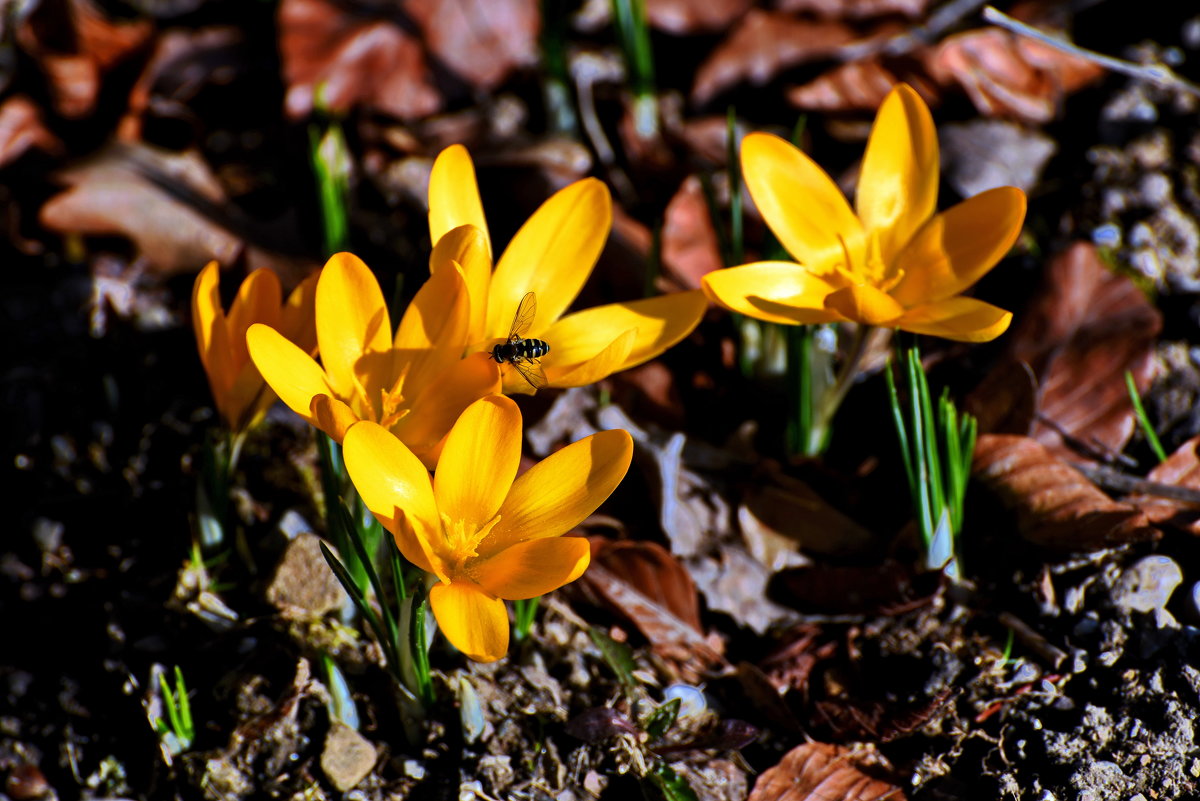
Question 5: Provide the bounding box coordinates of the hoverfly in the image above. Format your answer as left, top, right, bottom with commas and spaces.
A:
491, 291, 549, 391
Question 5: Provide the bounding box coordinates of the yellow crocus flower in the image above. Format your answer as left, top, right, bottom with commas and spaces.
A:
428, 145, 708, 394
703, 84, 1026, 342
343, 395, 632, 662
192, 261, 317, 432
246, 249, 500, 467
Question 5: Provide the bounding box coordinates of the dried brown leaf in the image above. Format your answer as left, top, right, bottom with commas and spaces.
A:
692, 11, 856, 105
40, 143, 314, 280
646, 0, 755, 34
925, 28, 1103, 123
972, 434, 1160, 551
278, 0, 440, 120
119, 27, 246, 142
1130, 435, 1200, 534
0, 95, 63, 168
740, 467, 875, 559
748, 742, 906, 801
580, 539, 725, 662
777, 0, 931, 19
770, 561, 940, 615
661, 175, 724, 291
787, 59, 939, 112
965, 359, 1037, 436
405, 0, 538, 90
1007, 243, 1161, 462
17, 0, 153, 118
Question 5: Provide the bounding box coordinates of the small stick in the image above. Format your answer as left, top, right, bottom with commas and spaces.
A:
1070, 462, 1200, 506
982, 5, 1200, 99
997, 611, 1067, 670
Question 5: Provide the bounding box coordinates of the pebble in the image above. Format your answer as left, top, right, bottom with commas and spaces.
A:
321, 723, 377, 792
1112, 556, 1182, 614
265, 533, 348, 618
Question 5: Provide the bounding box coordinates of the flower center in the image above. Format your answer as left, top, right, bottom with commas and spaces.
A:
831, 233, 904, 291
439, 512, 501, 574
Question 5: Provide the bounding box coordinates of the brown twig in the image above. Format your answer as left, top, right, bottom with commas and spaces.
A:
982, 5, 1200, 99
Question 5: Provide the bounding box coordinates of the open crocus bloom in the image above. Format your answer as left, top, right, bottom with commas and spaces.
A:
246, 250, 500, 467
428, 145, 708, 394
703, 84, 1026, 342
344, 395, 633, 662
192, 261, 317, 432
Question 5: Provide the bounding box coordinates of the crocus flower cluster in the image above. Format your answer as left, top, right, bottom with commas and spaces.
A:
192, 144, 702, 661
193, 85, 1026, 662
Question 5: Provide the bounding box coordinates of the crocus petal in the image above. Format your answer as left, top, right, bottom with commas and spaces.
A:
856, 84, 938, 269
741, 132, 865, 278
192, 262, 234, 396
433, 396, 522, 528
702, 262, 843, 325
487, 178, 611, 338
428, 145, 491, 261
473, 536, 591, 600
226, 268, 282, 373
429, 582, 508, 663
890, 186, 1026, 307
310, 394, 362, 443
392, 353, 501, 469
895, 297, 1012, 342
316, 253, 392, 400
429, 224, 491, 345
542, 328, 636, 389
281, 270, 320, 356
342, 421, 443, 574
480, 429, 633, 558
225, 364, 271, 431
823, 283, 905, 326
394, 261, 470, 389
246, 323, 333, 419
542, 290, 707, 372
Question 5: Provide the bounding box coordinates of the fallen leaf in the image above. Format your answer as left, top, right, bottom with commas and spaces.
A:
405, 0, 538, 90
770, 561, 940, 615
965, 359, 1038, 437
119, 27, 247, 141
646, 0, 755, 34
18, 0, 153, 118
661, 175, 724, 291
588, 538, 702, 631
972, 433, 1160, 551
748, 742, 906, 801
1006, 242, 1162, 462
777, 0, 931, 19
787, 58, 936, 111
278, 0, 440, 120
940, 118, 1057, 196
739, 465, 875, 559
924, 27, 1104, 123
579, 538, 726, 663
0, 95, 63, 168
1129, 435, 1200, 534
692, 11, 856, 105
40, 142, 315, 280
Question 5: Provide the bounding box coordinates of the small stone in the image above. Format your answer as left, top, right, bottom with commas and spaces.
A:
1113, 556, 1183, 614
266, 533, 348, 618
321, 723, 377, 793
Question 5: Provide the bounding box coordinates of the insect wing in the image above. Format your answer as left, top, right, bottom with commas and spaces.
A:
508, 292, 537, 341
507, 358, 547, 392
